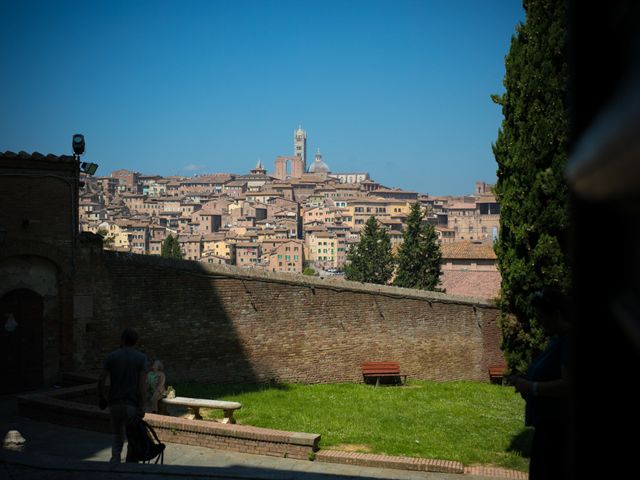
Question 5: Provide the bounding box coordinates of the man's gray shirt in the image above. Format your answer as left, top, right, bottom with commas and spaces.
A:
104, 347, 147, 407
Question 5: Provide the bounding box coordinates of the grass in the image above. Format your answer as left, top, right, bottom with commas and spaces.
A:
174, 380, 531, 472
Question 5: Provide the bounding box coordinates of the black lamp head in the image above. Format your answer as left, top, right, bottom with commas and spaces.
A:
72, 134, 85, 155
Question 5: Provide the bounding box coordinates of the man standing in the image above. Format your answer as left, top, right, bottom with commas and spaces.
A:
98, 328, 147, 463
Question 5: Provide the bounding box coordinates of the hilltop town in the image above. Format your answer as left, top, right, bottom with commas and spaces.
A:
79, 127, 501, 298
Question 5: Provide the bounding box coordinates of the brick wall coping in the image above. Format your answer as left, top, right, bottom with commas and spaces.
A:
104, 251, 497, 308
17, 384, 320, 449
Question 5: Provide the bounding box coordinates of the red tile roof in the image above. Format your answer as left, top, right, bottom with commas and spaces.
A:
441, 241, 497, 260
440, 270, 501, 300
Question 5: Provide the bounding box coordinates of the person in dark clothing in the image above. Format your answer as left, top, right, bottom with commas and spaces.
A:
98, 328, 148, 463
509, 288, 571, 480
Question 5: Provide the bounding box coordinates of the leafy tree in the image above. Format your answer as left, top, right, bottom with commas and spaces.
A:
492, 0, 570, 373
393, 202, 443, 291
303, 267, 316, 276
161, 234, 183, 260
344, 216, 394, 285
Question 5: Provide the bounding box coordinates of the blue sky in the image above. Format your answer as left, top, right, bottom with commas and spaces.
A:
0, 0, 524, 196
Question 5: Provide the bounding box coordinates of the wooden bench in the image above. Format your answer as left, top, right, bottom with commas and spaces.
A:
361, 361, 407, 386
159, 396, 242, 424
488, 365, 508, 385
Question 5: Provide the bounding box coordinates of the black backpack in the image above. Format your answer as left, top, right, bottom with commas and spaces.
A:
125, 417, 166, 464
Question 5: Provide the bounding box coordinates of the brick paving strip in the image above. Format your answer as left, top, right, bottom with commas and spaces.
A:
464, 466, 527, 479
317, 450, 527, 479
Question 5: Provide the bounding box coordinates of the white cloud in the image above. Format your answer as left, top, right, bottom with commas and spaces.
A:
183, 164, 205, 172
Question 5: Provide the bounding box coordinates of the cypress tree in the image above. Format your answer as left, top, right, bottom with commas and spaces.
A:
492, 0, 570, 372
161, 234, 183, 260
345, 216, 394, 285
394, 202, 443, 291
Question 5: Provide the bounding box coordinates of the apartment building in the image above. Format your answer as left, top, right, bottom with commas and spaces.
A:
235, 241, 260, 267
306, 231, 346, 269
266, 239, 304, 274
446, 195, 500, 242
179, 235, 202, 260
202, 234, 235, 261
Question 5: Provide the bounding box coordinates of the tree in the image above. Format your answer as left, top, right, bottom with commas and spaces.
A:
161, 234, 183, 260
303, 267, 316, 276
97, 227, 115, 249
344, 216, 394, 285
393, 202, 443, 291
492, 0, 570, 373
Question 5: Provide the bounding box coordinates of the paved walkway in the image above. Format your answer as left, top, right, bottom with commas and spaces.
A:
1, 395, 516, 480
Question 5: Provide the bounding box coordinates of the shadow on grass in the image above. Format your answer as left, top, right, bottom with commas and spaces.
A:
174, 381, 291, 399
507, 427, 534, 458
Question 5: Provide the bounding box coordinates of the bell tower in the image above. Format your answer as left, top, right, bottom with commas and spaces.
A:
293, 126, 307, 172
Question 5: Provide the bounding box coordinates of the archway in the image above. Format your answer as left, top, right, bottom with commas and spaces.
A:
0, 289, 44, 393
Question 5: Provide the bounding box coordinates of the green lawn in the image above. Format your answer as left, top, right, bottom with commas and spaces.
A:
175, 380, 531, 472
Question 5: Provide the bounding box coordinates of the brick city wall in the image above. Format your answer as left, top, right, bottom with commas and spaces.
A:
74, 250, 503, 384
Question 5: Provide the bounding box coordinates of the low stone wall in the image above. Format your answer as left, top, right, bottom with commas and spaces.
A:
17, 385, 320, 461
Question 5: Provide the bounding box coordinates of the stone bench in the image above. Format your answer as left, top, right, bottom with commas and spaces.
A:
159, 396, 242, 424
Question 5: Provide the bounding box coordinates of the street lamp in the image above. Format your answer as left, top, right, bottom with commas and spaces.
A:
72, 134, 85, 156
72, 134, 99, 176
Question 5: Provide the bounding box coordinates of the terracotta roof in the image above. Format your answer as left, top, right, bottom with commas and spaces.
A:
1, 150, 75, 163
441, 241, 497, 260
236, 241, 259, 247
225, 180, 247, 187
178, 235, 201, 243
371, 188, 418, 195
439, 270, 501, 300
312, 231, 336, 238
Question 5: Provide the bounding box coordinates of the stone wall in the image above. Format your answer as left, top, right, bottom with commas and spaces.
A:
75, 250, 504, 384
0, 151, 79, 387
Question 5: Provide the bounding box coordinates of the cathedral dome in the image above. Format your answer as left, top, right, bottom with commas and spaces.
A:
308, 149, 330, 173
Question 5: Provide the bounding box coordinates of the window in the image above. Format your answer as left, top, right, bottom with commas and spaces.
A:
294, 255, 298, 260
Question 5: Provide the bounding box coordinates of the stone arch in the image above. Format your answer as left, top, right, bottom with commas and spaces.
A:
0, 255, 62, 389
0, 289, 44, 392
0, 239, 72, 279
